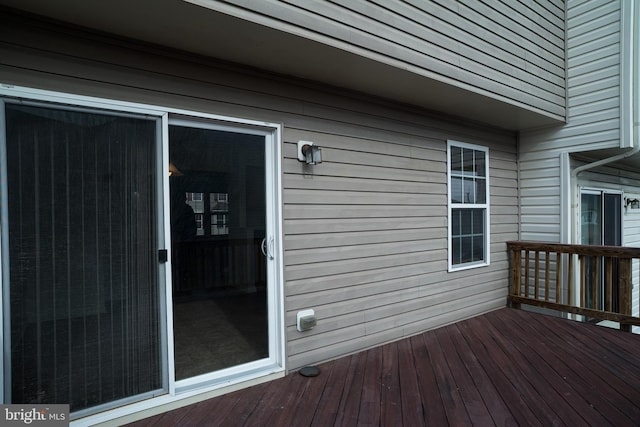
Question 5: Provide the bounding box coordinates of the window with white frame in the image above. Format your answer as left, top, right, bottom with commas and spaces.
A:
447, 141, 490, 270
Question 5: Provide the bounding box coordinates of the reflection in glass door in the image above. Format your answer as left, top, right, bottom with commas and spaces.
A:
169, 124, 269, 380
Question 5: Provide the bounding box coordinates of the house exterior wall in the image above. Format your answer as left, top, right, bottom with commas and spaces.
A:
519, 0, 623, 243
195, 0, 566, 122
0, 10, 517, 377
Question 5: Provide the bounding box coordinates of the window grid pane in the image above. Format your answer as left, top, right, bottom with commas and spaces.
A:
449, 142, 488, 268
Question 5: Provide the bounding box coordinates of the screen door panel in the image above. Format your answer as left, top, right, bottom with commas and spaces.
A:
4, 103, 161, 412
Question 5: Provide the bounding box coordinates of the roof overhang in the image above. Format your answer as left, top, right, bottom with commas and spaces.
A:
0, 0, 564, 131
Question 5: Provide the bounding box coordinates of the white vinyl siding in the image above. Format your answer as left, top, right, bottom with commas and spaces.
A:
202, 0, 565, 120
0, 10, 518, 373
518, 0, 622, 243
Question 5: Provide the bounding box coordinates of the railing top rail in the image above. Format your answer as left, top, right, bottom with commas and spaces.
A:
506, 241, 640, 258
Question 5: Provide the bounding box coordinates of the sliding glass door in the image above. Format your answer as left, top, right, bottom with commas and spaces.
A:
169, 122, 269, 382
1, 92, 283, 420
580, 190, 622, 311
3, 103, 162, 413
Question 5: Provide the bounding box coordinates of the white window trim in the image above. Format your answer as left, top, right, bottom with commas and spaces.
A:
0, 84, 286, 426
447, 140, 491, 272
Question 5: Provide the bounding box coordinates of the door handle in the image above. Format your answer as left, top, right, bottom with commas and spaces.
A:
267, 237, 275, 260
261, 237, 274, 260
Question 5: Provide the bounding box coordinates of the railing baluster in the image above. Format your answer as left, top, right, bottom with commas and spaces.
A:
555, 252, 561, 303
567, 253, 574, 306
592, 256, 599, 310
534, 251, 540, 300
579, 255, 586, 308
605, 257, 613, 312
524, 250, 530, 298
544, 251, 550, 302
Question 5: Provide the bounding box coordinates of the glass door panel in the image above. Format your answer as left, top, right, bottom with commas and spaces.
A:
169, 125, 268, 380
580, 191, 622, 311
4, 103, 162, 412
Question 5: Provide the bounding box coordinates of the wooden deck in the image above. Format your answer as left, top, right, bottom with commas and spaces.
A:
128, 308, 640, 426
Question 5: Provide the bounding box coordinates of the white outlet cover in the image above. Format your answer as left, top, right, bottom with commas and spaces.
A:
297, 309, 315, 332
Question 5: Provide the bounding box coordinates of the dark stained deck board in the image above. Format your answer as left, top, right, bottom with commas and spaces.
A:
424, 331, 471, 425
333, 349, 367, 427
395, 338, 425, 426
484, 310, 609, 426
127, 308, 640, 426
446, 322, 517, 426
309, 354, 350, 427
433, 327, 499, 425
380, 342, 402, 427
518, 312, 640, 425
409, 334, 449, 426
484, 312, 597, 425
462, 315, 560, 426
357, 345, 383, 426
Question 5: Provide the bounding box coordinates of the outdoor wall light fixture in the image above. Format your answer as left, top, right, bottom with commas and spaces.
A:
625, 197, 639, 209
297, 140, 322, 165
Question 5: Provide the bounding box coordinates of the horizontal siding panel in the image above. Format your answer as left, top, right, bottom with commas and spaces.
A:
284, 228, 446, 251
283, 129, 445, 160
283, 204, 444, 219
568, 55, 619, 81
283, 161, 444, 183
569, 85, 619, 108
286, 261, 445, 297
520, 186, 561, 198
287, 270, 457, 312
567, 27, 619, 59
569, 69, 619, 96
285, 189, 440, 206
285, 239, 445, 266
362, 288, 507, 337
285, 250, 443, 281
521, 205, 560, 216
567, 1, 620, 38
284, 216, 444, 235
473, 0, 564, 49
519, 175, 561, 189
283, 174, 444, 195
519, 231, 560, 242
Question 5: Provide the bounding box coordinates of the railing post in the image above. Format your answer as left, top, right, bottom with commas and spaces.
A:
619, 259, 632, 333
511, 246, 522, 309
